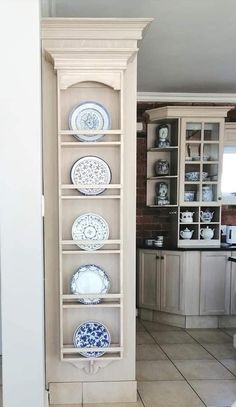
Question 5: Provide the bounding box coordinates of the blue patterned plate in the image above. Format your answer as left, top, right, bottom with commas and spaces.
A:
73, 321, 111, 358
69, 101, 111, 142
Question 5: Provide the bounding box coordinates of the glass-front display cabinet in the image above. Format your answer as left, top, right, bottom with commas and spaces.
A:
146, 106, 231, 248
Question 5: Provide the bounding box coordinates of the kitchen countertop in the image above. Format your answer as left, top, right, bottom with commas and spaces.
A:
137, 244, 236, 251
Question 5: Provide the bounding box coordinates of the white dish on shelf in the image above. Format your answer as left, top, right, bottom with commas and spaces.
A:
71, 156, 112, 195
72, 213, 109, 251
73, 321, 111, 358
69, 101, 111, 142
70, 264, 110, 304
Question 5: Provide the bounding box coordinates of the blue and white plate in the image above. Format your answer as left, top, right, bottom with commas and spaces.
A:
69, 101, 111, 142
73, 321, 111, 358
70, 264, 110, 304
70, 156, 112, 195
72, 213, 109, 251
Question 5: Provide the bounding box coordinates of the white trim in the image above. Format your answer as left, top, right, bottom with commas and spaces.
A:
41, 0, 56, 17
137, 92, 236, 103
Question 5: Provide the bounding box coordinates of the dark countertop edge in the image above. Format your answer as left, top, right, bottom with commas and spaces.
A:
137, 245, 236, 251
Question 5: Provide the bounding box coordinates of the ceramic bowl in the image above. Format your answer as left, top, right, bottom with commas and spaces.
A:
192, 156, 200, 161
184, 191, 195, 202
185, 171, 208, 181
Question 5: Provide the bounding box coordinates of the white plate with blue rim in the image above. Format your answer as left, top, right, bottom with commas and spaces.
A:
73, 321, 111, 358
69, 101, 111, 142
70, 156, 112, 195
70, 264, 110, 304
71, 213, 109, 251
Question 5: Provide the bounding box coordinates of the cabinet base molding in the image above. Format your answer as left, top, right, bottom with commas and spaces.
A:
139, 309, 236, 329
49, 381, 137, 404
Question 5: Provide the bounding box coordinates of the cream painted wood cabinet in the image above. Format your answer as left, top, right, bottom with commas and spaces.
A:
41, 18, 151, 405
146, 106, 231, 248
138, 249, 200, 316
200, 251, 231, 315
230, 252, 236, 314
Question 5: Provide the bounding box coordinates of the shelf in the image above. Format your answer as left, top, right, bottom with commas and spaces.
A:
180, 222, 199, 225
63, 302, 121, 309
62, 344, 123, 361
148, 204, 178, 208
148, 147, 178, 152
148, 176, 178, 180
61, 239, 120, 245
61, 195, 120, 200
62, 250, 121, 255
61, 184, 122, 190
59, 130, 122, 135
185, 161, 219, 164
63, 294, 122, 300
61, 141, 121, 147
62, 345, 123, 355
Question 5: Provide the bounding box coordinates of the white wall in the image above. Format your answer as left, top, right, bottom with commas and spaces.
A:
0, 1, 45, 406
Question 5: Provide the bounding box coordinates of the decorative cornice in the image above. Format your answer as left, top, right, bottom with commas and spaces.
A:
41, 18, 153, 40
146, 105, 232, 121
137, 92, 236, 103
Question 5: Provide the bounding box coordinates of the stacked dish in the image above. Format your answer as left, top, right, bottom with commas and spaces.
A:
185, 171, 208, 181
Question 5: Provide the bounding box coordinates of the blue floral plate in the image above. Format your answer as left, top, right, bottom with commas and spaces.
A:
73, 321, 111, 358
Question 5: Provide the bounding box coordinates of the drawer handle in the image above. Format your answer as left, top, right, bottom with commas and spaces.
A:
161, 256, 164, 260
156, 255, 160, 259
228, 257, 236, 263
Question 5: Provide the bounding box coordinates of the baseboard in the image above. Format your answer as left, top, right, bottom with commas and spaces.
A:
49, 381, 137, 404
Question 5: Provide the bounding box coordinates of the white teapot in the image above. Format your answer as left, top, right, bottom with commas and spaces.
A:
180, 228, 194, 240
200, 209, 214, 223
200, 226, 214, 240
180, 211, 194, 223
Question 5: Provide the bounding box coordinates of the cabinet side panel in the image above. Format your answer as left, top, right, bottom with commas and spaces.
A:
184, 252, 200, 315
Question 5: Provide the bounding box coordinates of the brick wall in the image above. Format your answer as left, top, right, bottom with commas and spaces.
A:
136, 102, 236, 246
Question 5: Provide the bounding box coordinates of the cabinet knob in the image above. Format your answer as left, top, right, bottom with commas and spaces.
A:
161, 256, 164, 260
156, 255, 160, 259
218, 197, 222, 200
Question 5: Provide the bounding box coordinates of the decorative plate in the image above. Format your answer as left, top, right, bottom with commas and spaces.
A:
70, 264, 110, 304
70, 156, 112, 195
73, 321, 111, 358
72, 213, 109, 251
69, 101, 111, 142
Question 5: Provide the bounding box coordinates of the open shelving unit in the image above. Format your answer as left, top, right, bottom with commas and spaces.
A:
55, 72, 125, 368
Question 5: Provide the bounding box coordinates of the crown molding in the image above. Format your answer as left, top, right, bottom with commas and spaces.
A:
137, 92, 236, 103
41, 18, 153, 40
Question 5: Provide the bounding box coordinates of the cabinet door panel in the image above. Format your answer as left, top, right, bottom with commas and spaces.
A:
230, 251, 236, 314
200, 252, 230, 315
138, 251, 160, 310
161, 251, 184, 314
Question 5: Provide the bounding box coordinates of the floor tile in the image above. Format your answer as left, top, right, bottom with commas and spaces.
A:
136, 360, 183, 381
220, 359, 236, 376
189, 380, 236, 407
161, 343, 213, 360
174, 359, 234, 380
152, 330, 196, 344
136, 331, 155, 345
136, 319, 146, 332
203, 343, 236, 359
142, 320, 182, 332
136, 344, 167, 361
221, 328, 236, 338
187, 329, 232, 344
84, 394, 144, 407
138, 380, 204, 407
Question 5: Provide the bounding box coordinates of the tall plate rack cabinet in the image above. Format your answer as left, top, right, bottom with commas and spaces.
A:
41, 18, 151, 405
146, 106, 231, 248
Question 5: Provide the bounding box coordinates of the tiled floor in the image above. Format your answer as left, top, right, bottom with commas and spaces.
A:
5, 321, 236, 407
136, 318, 236, 407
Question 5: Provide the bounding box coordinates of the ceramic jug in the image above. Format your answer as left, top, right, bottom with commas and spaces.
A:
202, 185, 213, 202
200, 209, 214, 223
180, 211, 194, 223
200, 226, 214, 240
180, 228, 194, 240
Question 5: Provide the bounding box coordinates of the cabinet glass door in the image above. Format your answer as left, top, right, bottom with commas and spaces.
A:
181, 119, 222, 206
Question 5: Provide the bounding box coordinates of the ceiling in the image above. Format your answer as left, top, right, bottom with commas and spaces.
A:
42, 0, 236, 93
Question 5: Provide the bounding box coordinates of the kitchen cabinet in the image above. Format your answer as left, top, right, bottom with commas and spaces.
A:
145, 106, 231, 248
200, 251, 231, 315
230, 252, 236, 314
138, 249, 200, 316
138, 250, 160, 310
